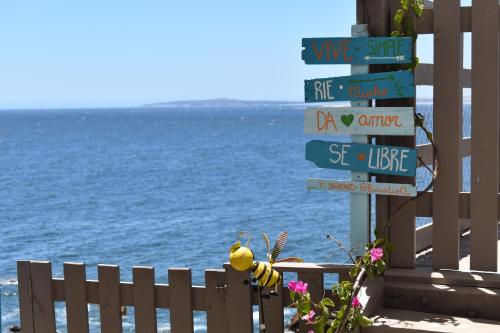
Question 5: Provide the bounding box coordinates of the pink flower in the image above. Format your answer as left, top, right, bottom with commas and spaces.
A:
308, 331, 314, 333
295, 281, 309, 294
351, 296, 361, 309
370, 247, 384, 262
288, 280, 308, 294
301, 310, 315, 323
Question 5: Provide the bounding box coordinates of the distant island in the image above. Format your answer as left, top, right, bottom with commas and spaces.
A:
142, 98, 305, 108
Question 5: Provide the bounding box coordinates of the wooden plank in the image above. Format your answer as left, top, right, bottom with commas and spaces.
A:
414, 7, 473, 34
17, 261, 35, 333
98, 265, 122, 333
418, 137, 471, 166
168, 268, 194, 333
260, 282, 284, 333
304, 107, 414, 136
30, 261, 57, 333
308, 178, 417, 197
471, 0, 500, 272
304, 70, 415, 103
379, 0, 417, 269
205, 269, 229, 333
350, 24, 371, 257
226, 268, 253, 333
133, 267, 157, 333
432, 0, 463, 270
64, 263, 89, 333
305, 140, 417, 176
297, 272, 323, 332
416, 219, 471, 253
415, 63, 471, 88
302, 37, 412, 64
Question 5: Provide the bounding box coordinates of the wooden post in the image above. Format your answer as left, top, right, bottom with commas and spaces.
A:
98, 265, 122, 333
133, 266, 157, 333
64, 263, 90, 333
205, 269, 229, 333
17, 261, 35, 333
350, 23, 371, 255
225, 268, 253, 333
30, 261, 57, 333
432, 0, 463, 270
168, 268, 194, 333
470, 0, 500, 271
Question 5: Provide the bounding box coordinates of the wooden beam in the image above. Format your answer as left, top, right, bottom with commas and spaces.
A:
432, 0, 463, 269
416, 63, 471, 87
417, 137, 470, 167
470, 0, 500, 272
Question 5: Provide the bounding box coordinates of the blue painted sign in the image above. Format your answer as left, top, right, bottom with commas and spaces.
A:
305, 140, 416, 177
302, 37, 412, 65
304, 70, 414, 103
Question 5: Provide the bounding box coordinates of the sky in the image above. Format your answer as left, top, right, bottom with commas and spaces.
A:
0, 1, 471, 109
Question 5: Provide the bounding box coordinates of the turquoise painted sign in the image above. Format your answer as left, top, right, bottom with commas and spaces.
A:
305, 140, 416, 177
304, 70, 414, 103
302, 37, 412, 65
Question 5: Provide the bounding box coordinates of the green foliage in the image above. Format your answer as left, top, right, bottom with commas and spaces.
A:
289, 238, 392, 332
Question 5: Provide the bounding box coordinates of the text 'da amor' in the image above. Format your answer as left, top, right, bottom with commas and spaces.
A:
304, 70, 414, 103
302, 37, 412, 65
304, 107, 414, 136
305, 140, 417, 177
307, 178, 417, 197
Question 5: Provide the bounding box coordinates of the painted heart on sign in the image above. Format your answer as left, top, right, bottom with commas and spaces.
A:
341, 114, 354, 127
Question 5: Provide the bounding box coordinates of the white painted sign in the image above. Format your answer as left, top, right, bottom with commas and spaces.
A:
304, 107, 414, 136
307, 178, 417, 197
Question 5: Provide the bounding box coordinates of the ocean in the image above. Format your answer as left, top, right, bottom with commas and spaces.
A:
0, 104, 469, 332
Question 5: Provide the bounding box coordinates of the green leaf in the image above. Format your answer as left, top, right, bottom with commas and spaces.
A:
401, 0, 409, 10
358, 315, 373, 328
326, 326, 334, 333
394, 9, 404, 26
321, 297, 335, 307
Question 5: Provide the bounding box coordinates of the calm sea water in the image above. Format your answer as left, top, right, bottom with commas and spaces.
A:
0, 104, 469, 332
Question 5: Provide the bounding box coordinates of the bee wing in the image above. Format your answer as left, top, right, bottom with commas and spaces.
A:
262, 232, 271, 262
270, 231, 288, 264
274, 257, 304, 263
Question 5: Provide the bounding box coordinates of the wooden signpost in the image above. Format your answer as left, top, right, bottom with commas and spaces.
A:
302, 37, 412, 65
304, 70, 415, 103
304, 107, 414, 136
305, 140, 417, 177
307, 179, 417, 197
302, 25, 416, 253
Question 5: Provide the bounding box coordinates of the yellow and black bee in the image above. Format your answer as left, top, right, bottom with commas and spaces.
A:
229, 231, 303, 291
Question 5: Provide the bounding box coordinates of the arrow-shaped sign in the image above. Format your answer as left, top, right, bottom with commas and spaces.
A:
304, 70, 414, 103
302, 37, 412, 65
305, 140, 417, 177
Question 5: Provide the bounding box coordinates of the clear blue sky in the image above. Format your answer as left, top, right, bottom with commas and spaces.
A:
0, 1, 470, 109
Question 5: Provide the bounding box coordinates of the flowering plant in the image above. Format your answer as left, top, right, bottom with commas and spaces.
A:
288, 237, 391, 333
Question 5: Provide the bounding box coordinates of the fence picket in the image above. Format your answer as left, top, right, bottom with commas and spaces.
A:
64, 263, 89, 333
168, 268, 194, 333
17, 261, 35, 333
205, 269, 229, 333
133, 267, 157, 333
98, 265, 123, 333
470, 0, 500, 271
260, 282, 284, 333
30, 261, 57, 333
432, 0, 463, 270
226, 268, 253, 333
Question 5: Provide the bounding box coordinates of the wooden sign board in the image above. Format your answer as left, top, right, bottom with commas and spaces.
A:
304, 107, 414, 136
302, 37, 412, 65
307, 178, 417, 197
304, 70, 414, 103
305, 140, 417, 177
